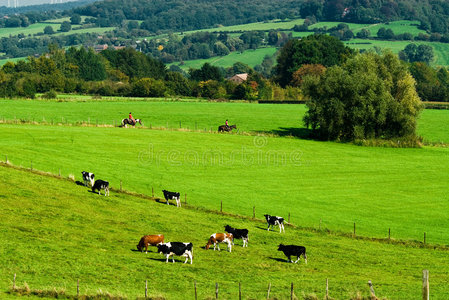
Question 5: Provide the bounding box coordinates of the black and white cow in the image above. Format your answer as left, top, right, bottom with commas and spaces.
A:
92, 179, 109, 196
81, 171, 95, 187
162, 190, 181, 207
157, 242, 193, 264
264, 214, 285, 233
277, 244, 307, 264
224, 225, 249, 247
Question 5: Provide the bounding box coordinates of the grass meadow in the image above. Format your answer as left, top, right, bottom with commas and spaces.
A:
1, 100, 449, 246
1, 164, 448, 299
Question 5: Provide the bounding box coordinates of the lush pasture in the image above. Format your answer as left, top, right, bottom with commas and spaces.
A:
1, 99, 449, 143
1, 100, 449, 247
1, 165, 448, 299
170, 47, 278, 70
0, 23, 60, 38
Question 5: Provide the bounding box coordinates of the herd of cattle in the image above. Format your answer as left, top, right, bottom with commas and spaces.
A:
81, 171, 307, 264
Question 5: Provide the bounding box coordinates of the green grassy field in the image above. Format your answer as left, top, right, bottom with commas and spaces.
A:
170, 47, 278, 70
0, 99, 448, 143
1, 164, 448, 299
0, 23, 60, 38
1, 100, 449, 248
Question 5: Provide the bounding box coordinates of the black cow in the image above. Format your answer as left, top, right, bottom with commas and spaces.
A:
92, 179, 109, 196
277, 244, 307, 264
224, 225, 249, 247
162, 190, 181, 207
81, 171, 95, 187
157, 242, 193, 264
264, 214, 285, 233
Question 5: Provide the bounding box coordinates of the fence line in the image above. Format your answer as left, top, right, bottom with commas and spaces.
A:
8, 273, 431, 300
0, 156, 446, 250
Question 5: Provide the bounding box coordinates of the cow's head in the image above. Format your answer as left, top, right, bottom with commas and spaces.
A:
224, 225, 231, 232
157, 243, 168, 254
137, 244, 142, 251
264, 214, 270, 221
277, 244, 285, 251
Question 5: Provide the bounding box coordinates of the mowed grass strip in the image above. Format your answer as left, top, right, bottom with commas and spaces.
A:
1, 165, 448, 299
1, 99, 449, 143
1, 123, 449, 246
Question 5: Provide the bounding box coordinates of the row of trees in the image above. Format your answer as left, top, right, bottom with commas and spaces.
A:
0, 46, 300, 102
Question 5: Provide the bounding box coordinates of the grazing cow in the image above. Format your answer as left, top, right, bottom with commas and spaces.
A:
162, 190, 181, 207
92, 179, 109, 196
157, 242, 193, 264
224, 225, 249, 247
205, 233, 233, 252
137, 234, 164, 253
81, 171, 95, 187
277, 244, 307, 264
264, 214, 285, 233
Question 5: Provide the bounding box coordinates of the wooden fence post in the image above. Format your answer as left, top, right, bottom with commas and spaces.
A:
424, 232, 426, 244
5, 154, 8, 164
194, 281, 197, 300
220, 200, 222, 213
253, 206, 255, 219
145, 279, 148, 299
388, 228, 391, 240
215, 282, 218, 299
290, 282, 294, 300
368, 280, 376, 298
30, 160, 32, 171
77, 279, 79, 297
423, 270, 429, 300
179, 121, 182, 128
152, 187, 154, 198
120, 180, 122, 191
185, 193, 187, 205
13, 273, 16, 290
59, 168, 61, 177
353, 222, 356, 237
239, 282, 241, 300
325, 278, 328, 300
288, 212, 290, 224
267, 282, 271, 300
319, 218, 322, 230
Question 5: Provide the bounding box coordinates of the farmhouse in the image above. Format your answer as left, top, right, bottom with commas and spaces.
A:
228, 73, 248, 84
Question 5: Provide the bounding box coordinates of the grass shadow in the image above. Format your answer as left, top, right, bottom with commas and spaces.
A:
75, 180, 86, 186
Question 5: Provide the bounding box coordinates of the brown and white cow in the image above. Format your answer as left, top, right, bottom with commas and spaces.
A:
205, 233, 233, 252
137, 234, 164, 253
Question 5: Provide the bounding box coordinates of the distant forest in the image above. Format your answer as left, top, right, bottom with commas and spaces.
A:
74, 0, 449, 34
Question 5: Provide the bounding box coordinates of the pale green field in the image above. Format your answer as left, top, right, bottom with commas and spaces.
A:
170, 47, 278, 70
0, 23, 60, 38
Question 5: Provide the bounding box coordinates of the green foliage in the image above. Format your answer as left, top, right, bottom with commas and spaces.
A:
43, 25, 54, 35
189, 62, 224, 82
41, 90, 58, 99
275, 34, 354, 87
303, 51, 424, 140
399, 43, 434, 64
60, 21, 72, 32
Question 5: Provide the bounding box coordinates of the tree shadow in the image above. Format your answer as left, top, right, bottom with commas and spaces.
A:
256, 127, 314, 139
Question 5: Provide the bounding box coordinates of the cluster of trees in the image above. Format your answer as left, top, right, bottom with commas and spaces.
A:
74, 0, 303, 31
0, 46, 300, 102
272, 34, 423, 141
299, 0, 449, 34
141, 30, 290, 64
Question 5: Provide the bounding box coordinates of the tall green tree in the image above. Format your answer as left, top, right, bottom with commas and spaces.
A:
303, 51, 423, 140
275, 34, 353, 87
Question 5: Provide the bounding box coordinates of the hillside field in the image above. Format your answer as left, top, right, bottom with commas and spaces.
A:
1, 164, 449, 299
1, 100, 449, 247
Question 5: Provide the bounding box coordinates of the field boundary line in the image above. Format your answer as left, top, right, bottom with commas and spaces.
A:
1, 161, 448, 251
